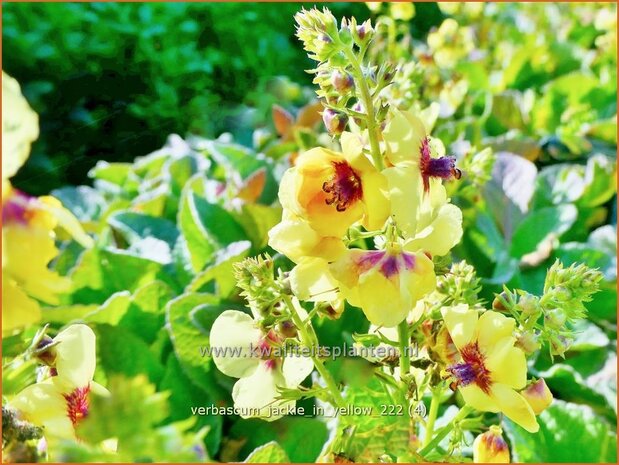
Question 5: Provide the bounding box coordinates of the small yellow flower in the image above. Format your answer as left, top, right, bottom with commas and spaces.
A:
278, 133, 389, 238
473, 425, 510, 463
9, 325, 109, 440
442, 304, 539, 432
329, 243, 436, 327
210, 309, 313, 421
427, 18, 475, 69
521, 378, 553, 415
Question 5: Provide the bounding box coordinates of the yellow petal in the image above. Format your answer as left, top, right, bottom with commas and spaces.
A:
10, 382, 74, 440
404, 203, 463, 256
357, 268, 408, 328
282, 354, 314, 387
54, 324, 97, 390
486, 338, 527, 390
1, 278, 41, 335
360, 170, 390, 231
231, 361, 291, 421
383, 163, 422, 235
441, 304, 478, 350
492, 383, 539, 433
37, 196, 94, 248
210, 310, 262, 379
476, 311, 516, 352
460, 384, 500, 412
383, 109, 425, 166
2, 72, 39, 180
290, 257, 340, 302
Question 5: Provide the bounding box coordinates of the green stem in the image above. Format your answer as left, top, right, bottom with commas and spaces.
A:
418, 405, 474, 457
343, 48, 384, 170
423, 389, 442, 447
283, 295, 346, 409
397, 320, 410, 379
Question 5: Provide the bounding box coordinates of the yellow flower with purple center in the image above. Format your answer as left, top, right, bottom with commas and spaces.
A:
383, 109, 463, 256
442, 304, 539, 432
9, 325, 109, 440
329, 244, 436, 327
473, 425, 510, 463
278, 133, 390, 239
210, 309, 313, 421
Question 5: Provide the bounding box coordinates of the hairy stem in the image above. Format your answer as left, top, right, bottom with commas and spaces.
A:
423, 389, 442, 447
418, 404, 475, 457
343, 48, 384, 170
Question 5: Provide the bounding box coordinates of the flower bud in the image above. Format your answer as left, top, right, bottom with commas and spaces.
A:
353, 19, 374, 46
517, 293, 540, 316
521, 378, 553, 415
515, 330, 541, 355
331, 70, 354, 92
277, 320, 298, 339
34, 336, 56, 366
473, 426, 510, 463
544, 309, 566, 329
491, 291, 509, 312
550, 334, 572, 357
322, 108, 348, 135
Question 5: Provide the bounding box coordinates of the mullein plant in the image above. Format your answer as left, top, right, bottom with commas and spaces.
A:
209, 8, 603, 462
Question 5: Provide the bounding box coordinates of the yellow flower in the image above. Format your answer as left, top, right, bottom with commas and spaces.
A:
473, 425, 510, 463
383, 109, 462, 256
427, 18, 475, 69
2, 188, 93, 335
9, 325, 109, 440
442, 304, 539, 432
521, 378, 553, 415
210, 309, 313, 421
329, 243, 436, 327
2, 72, 39, 181
278, 133, 389, 238
289, 256, 344, 316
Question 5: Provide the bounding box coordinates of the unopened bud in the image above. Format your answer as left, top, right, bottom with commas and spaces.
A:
550, 334, 572, 357
331, 70, 354, 92
473, 426, 510, 463
492, 291, 509, 312
515, 331, 541, 355
278, 320, 298, 339
521, 379, 553, 415
544, 309, 566, 329
517, 293, 540, 316
34, 336, 56, 366
322, 109, 348, 135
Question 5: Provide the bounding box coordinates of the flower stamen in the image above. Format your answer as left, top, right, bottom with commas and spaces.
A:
322, 161, 363, 212
419, 137, 461, 193
64, 386, 90, 426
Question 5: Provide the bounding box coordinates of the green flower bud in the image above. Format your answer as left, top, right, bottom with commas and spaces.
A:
517, 293, 540, 316
544, 309, 566, 329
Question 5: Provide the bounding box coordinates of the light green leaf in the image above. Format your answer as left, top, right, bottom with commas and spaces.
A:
244, 441, 290, 463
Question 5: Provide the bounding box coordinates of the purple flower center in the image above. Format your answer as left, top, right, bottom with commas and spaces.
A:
418, 137, 461, 193
447, 342, 492, 393
2, 191, 34, 224
355, 250, 417, 279
322, 161, 363, 212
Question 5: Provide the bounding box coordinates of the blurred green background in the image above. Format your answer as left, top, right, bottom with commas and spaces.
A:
3, 2, 444, 194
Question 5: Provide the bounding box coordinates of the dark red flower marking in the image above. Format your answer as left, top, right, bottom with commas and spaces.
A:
447, 342, 492, 393
355, 250, 417, 279
64, 386, 90, 426
419, 137, 461, 194
2, 190, 35, 224
322, 161, 363, 212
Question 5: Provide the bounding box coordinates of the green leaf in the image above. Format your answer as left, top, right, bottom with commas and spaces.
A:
578, 154, 617, 208
510, 205, 577, 258
165, 292, 228, 399
178, 186, 246, 272
108, 211, 179, 249
229, 417, 329, 463
85, 291, 131, 324
232, 203, 282, 252
504, 400, 617, 463
51, 185, 106, 222
244, 441, 290, 463
119, 280, 174, 343
188, 241, 250, 296
95, 324, 165, 384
